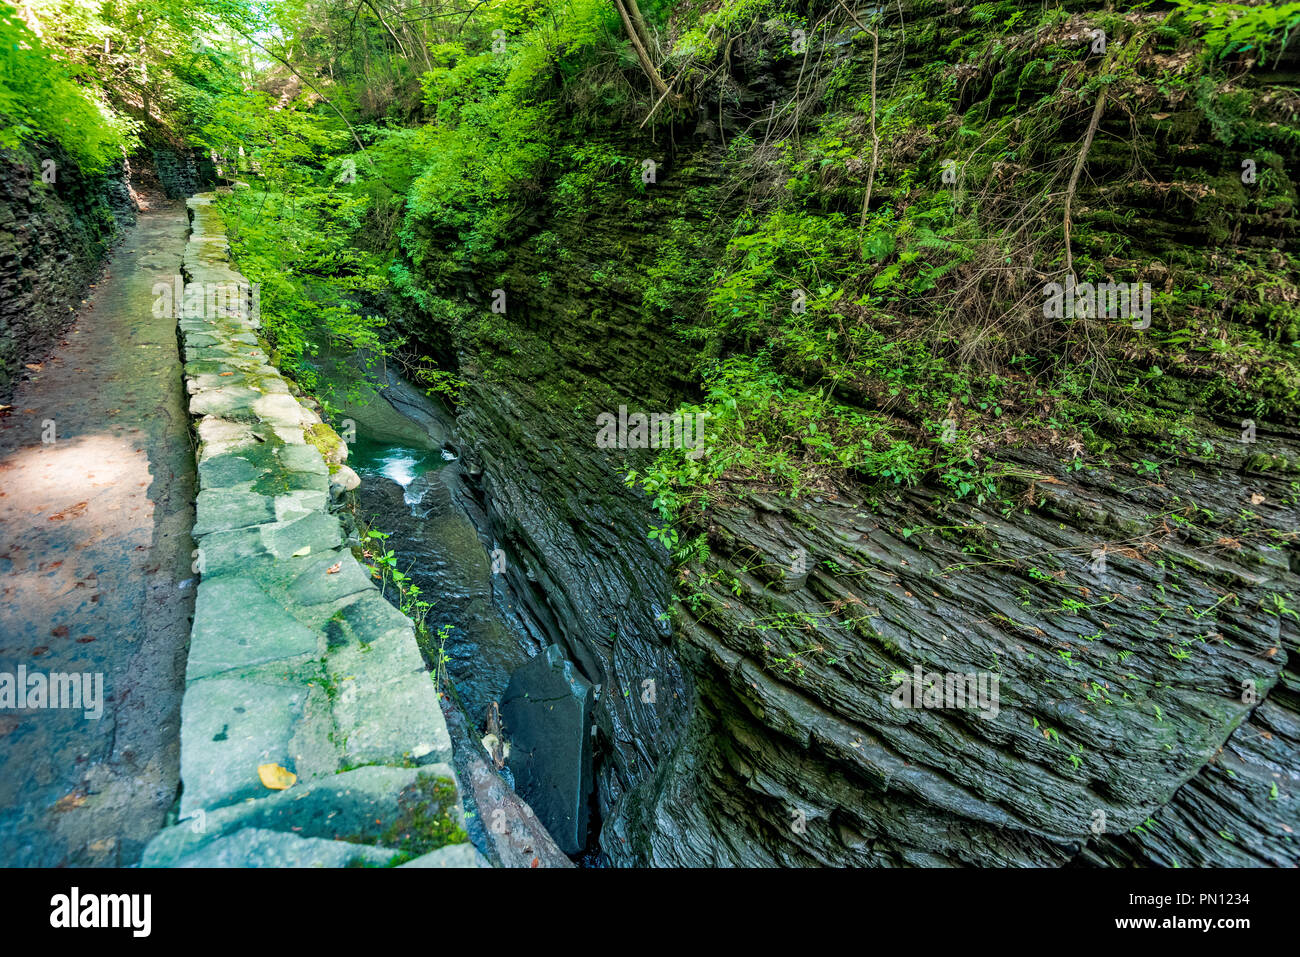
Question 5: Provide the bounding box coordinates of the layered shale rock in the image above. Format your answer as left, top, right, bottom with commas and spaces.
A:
151, 147, 217, 200
396, 0, 1300, 866
0, 144, 134, 401
614, 435, 1299, 866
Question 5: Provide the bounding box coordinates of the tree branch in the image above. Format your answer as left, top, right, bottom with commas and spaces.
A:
835, 1, 880, 250
613, 0, 680, 105
233, 27, 370, 158
1063, 86, 1107, 278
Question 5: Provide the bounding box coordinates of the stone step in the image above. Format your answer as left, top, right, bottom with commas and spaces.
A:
160, 827, 398, 868
145, 765, 475, 866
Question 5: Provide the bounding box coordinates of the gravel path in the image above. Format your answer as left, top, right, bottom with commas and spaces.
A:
0, 198, 196, 866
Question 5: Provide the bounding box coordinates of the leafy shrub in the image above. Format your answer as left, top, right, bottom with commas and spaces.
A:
0, 3, 131, 170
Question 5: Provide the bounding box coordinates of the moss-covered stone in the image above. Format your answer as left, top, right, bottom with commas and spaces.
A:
374, 774, 468, 856
304, 422, 346, 473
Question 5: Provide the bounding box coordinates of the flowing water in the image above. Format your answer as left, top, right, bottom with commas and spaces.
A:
315, 362, 535, 728
347, 434, 449, 492
311, 357, 602, 862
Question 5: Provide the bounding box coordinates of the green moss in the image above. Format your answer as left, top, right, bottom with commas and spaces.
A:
304, 422, 344, 475
376, 774, 468, 855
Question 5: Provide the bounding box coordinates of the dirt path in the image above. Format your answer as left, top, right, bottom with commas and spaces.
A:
0, 198, 195, 866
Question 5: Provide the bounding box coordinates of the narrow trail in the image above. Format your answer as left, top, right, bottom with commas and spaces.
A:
0, 196, 195, 866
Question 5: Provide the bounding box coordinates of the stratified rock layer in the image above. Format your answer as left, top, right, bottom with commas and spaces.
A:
0, 144, 134, 401
409, 23, 1297, 869
618, 439, 1299, 866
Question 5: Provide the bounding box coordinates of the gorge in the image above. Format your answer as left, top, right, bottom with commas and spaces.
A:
0, 0, 1297, 870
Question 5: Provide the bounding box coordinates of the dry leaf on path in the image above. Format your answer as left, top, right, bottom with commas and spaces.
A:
258, 763, 296, 790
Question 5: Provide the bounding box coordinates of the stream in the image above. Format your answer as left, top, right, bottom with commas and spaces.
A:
309, 357, 607, 861
347, 435, 446, 490
318, 362, 535, 726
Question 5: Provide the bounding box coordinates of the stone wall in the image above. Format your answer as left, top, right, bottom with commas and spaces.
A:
151, 147, 218, 199
0, 144, 134, 402
143, 192, 485, 868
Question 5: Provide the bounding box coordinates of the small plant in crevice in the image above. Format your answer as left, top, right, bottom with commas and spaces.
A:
358, 523, 456, 692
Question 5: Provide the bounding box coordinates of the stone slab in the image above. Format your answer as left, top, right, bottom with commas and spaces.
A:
501, 644, 595, 855
187, 574, 320, 682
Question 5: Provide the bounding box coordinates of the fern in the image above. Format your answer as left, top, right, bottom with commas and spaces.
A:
1171, 1, 1300, 66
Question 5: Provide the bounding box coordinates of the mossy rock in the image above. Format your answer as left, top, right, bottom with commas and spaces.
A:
304, 422, 346, 473
1243, 450, 1296, 474
375, 774, 468, 855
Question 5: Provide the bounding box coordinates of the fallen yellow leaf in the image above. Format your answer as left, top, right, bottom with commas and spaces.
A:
258, 763, 296, 790
53, 791, 87, 812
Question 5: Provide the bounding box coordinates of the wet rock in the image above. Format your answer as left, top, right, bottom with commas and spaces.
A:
461, 753, 574, 868
329, 463, 361, 498
451, 372, 692, 858
501, 645, 595, 855
356, 472, 530, 720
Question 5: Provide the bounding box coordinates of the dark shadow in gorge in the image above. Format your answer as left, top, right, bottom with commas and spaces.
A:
314, 355, 535, 722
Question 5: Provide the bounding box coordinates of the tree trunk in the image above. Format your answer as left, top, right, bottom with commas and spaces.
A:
613, 0, 680, 105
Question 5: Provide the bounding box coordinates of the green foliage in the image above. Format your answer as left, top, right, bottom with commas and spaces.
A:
18, 0, 1296, 583
0, 0, 259, 171
0, 4, 131, 169
625, 0, 1300, 547
402, 0, 624, 276
209, 90, 396, 390
221, 181, 391, 391
1170, 1, 1300, 66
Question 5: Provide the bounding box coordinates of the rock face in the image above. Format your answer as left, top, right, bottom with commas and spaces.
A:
500, 645, 596, 855
390, 2, 1300, 867
448, 345, 1300, 868
0, 143, 134, 401
151, 147, 218, 199
615, 437, 1300, 866
438, 157, 711, 865
144, 192, 482, 868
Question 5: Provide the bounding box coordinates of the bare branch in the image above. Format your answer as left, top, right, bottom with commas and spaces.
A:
1063, 87, 1107, 278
